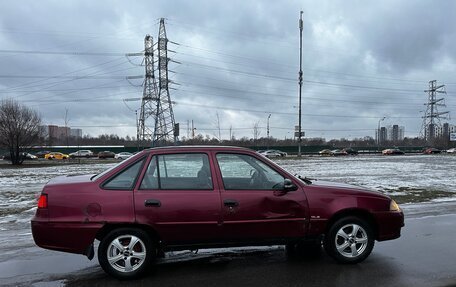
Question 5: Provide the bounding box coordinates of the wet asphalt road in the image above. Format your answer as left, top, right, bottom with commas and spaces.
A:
1, 205, 456, 287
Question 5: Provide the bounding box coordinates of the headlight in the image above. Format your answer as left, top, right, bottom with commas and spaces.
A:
390, 199, 401, 212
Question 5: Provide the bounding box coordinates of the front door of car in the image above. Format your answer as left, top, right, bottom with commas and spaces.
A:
134, 152, 223, 245
214, 153, 308, 241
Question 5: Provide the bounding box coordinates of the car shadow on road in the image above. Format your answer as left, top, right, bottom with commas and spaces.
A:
62, 246, 408, 287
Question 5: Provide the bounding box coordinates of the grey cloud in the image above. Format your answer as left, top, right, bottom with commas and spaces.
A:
0, 0, 454, 140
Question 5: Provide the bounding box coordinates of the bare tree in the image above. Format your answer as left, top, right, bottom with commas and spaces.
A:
0, 99, 42, 165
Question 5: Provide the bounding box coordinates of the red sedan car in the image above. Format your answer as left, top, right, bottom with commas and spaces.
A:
31, 146, 404, 279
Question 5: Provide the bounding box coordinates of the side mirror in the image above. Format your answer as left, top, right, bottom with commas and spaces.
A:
284, 178, 298, 191
273, 178, 298, 196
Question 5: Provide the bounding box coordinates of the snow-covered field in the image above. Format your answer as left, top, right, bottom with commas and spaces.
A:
278, 154, 456, 197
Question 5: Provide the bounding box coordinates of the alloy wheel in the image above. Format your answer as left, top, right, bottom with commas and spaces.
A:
334, 223, 368, 258
106, 235, 147, 273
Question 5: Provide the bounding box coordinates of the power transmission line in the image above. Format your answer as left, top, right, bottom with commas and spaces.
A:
0, 49, 138, 56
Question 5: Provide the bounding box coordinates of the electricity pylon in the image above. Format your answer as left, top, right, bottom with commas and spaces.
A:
420, 80, 449, 143
138, 18, 178, 147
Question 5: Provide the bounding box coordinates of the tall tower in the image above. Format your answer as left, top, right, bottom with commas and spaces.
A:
138, 35, 159, 146
420, 80, 449, 143
154, 18, 177, 145
138, 18, 177, 147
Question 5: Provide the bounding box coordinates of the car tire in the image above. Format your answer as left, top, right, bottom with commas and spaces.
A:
324, 216, 374, 264
98, 228, 153, 279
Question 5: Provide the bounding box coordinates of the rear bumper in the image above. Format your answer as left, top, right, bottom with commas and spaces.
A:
31, 219, 102, 255
373, 211, 405, 241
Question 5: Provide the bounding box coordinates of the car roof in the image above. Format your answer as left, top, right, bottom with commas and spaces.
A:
143, 145, 254, 153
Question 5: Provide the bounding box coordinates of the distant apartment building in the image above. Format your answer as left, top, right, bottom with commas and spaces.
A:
58, 126, 70, 139
379, 127, 388, 143
42, 125, 83, 141
378, 125, 404, 143
388, 125, 404, 142
435, 123, 456, 139
70, 128, 82, 138
48, 125, 59, 139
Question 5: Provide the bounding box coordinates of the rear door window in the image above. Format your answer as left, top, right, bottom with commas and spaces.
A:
140, 153, 213, 190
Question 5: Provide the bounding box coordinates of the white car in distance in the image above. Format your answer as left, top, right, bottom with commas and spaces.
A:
115, 152, 133, 160
69, 150, 93, 158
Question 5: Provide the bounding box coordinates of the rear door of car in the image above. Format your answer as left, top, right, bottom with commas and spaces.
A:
213, 152, 308, 241
134, 151, 223, 244
99, 156, 146, 223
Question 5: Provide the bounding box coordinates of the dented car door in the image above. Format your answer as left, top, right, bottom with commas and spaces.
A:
214, 153, 308, 240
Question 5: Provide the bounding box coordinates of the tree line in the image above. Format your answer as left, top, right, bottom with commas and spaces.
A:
1, 100, 453, 165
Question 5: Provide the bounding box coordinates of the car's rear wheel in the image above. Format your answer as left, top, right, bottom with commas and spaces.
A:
324, 216, 374, 264
98, 228, 153, 279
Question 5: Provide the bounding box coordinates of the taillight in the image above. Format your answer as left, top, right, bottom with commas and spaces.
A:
37, 194, 48, 209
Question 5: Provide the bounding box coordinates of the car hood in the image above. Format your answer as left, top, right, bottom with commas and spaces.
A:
46, 174, 95, 186
305, 180, 386, 197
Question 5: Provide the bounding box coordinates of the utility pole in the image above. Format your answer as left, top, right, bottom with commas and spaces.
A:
135, 110, 139, 151
191, 120, 195, 139
187, 120, 190, 138
420, 80, 449, 144
64, 108, 69, 147
377, 116, 386, 150
297, 11, 304, 157
267, 114, 271, 149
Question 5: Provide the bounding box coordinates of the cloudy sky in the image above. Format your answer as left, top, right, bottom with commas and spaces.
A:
1, 0, 455, 140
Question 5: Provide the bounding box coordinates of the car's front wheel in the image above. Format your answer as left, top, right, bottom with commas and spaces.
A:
324, 216, 374, 264
98, 228, 153, 279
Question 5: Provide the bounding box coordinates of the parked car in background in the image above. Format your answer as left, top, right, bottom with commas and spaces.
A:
69, 150, 94, 158
44, 152, 69, 160
319, 149, 333, 156
330, 149, 346, 156
342, 148, 358, 155
115, 152, 133, 160
269, 149, 287, 157
382, 148, 404, 155
258, 150, 282, 158
98, 151, 115, 159
447, 148, 456, 154
423, 148, 441, 154
32, 146, 404, 279
2, 152, 37, 161
35, 150, 51, 158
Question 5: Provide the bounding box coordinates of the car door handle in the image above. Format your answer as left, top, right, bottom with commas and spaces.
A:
145, 199, 161, 207
223, 199, 239, 207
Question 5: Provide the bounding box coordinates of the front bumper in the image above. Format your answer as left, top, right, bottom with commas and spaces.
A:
373, 211, 405, 241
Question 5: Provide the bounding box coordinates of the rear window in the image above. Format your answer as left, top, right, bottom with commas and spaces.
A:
102, 158, 146, 190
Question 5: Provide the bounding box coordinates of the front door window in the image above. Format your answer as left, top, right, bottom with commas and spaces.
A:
216, 153, 284, 190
